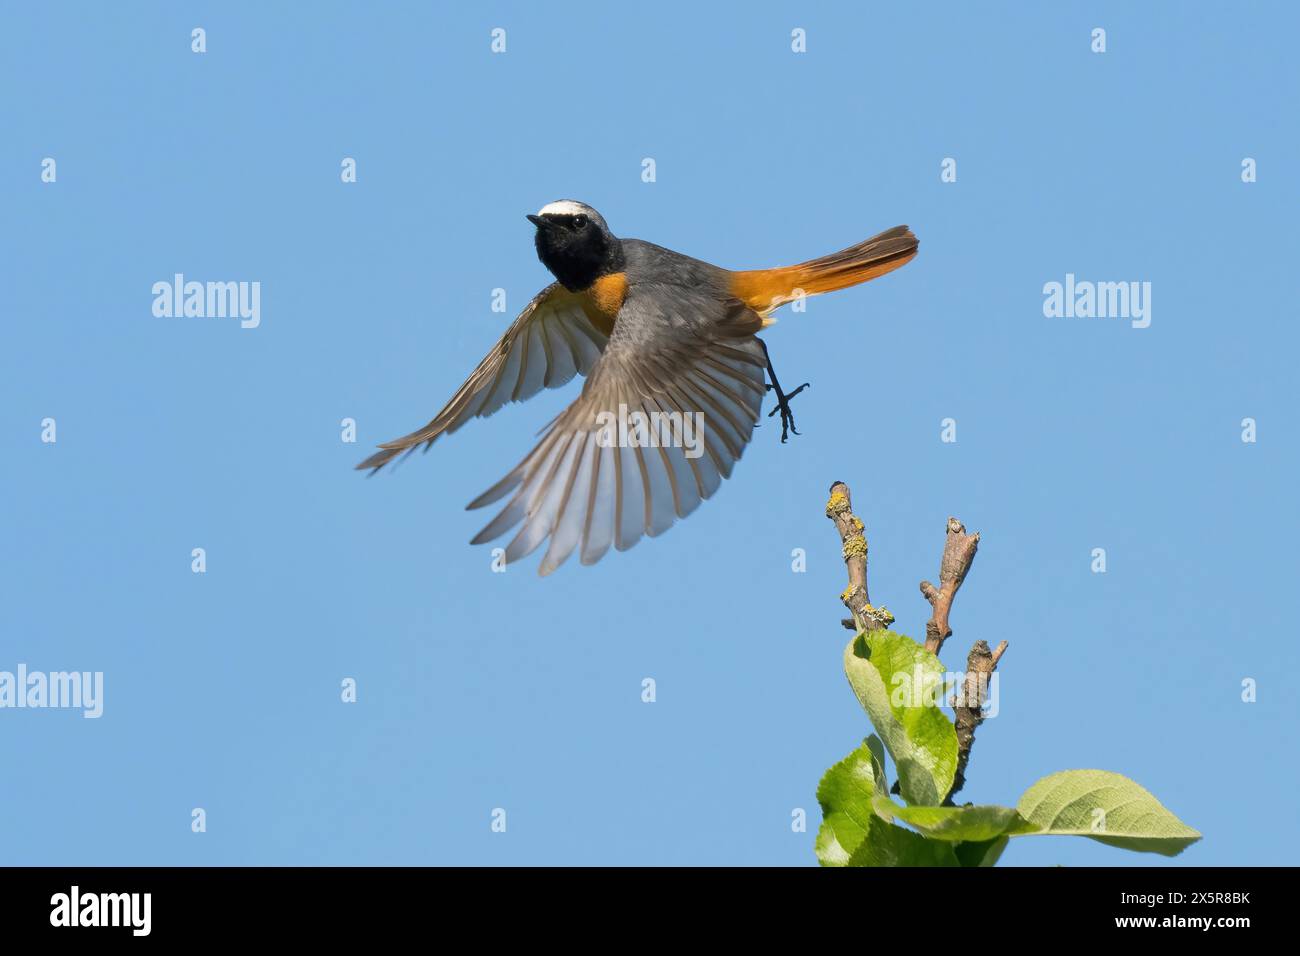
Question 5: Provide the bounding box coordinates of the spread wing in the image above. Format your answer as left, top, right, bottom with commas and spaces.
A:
358, 283, 611, 472
467, 283, 767, 575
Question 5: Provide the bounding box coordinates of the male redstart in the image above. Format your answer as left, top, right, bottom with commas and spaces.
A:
360, 201, 917, 574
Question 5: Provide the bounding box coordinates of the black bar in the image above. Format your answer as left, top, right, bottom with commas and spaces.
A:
0, 866, 1277, 941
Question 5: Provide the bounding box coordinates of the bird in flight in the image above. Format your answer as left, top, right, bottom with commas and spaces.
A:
359, 201, 917, 575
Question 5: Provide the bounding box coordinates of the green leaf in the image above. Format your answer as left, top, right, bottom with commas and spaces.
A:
1016, 769, 1202, 856
863, 734, 889, 790
842, 631, 958, 806
814, 738, 886, 866
953, 836, 1010, 867
846, 816, 961, 867
886, 803, 1041, 842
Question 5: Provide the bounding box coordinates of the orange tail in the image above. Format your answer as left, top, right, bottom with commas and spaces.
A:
730, 225, 918, 315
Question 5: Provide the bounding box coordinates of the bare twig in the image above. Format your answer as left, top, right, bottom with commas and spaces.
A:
917, 515, 1005, 802
825, 487, 1007, 802
824, 481, 894, 633
919, 517, 980, 657
948, 639, 1008, 803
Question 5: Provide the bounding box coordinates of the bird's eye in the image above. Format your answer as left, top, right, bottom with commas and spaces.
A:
572, 215, 588, 229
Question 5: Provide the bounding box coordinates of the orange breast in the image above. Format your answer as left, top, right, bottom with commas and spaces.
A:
580, 272, 628, 336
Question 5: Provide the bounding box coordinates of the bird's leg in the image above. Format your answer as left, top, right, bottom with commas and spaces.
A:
758, 338, 809, 443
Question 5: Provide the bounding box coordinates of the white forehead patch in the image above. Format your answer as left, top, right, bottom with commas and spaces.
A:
536, 200, 593, 218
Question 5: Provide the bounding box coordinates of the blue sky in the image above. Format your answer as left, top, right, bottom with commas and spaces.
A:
2, 1, 1296, 866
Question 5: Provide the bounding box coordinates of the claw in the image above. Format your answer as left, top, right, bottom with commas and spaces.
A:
758, 340, 808, 443
766, 382, 809, 441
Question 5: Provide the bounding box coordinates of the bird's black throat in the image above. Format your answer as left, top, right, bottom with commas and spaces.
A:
533, 220, 625, 292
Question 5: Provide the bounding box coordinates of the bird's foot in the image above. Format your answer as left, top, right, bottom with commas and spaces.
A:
765, 380, 809, 443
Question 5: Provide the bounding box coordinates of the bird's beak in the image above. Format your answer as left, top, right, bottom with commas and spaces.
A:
526, 214, 546, 228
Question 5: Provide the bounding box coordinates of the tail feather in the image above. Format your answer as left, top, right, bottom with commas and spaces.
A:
730, 225, 918, 315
